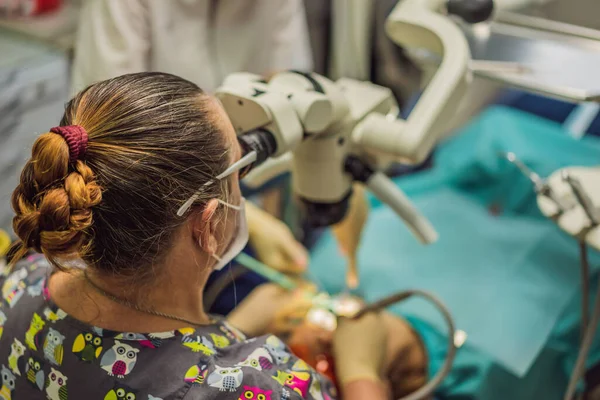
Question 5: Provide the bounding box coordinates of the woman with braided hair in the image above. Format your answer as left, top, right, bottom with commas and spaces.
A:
0, 72, 417, 399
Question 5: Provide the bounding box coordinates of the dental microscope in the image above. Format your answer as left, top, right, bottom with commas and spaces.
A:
217, 0, 600, 273
217, 0, 494, 239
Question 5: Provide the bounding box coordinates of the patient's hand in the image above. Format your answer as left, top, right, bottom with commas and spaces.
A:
246, 201, 309, 274
331, 184, 370, 289
226, 282, 316, 337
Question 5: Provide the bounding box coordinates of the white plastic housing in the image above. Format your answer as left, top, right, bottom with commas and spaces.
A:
292, 133, 352, 202
538, 166, 600, 252
352, 0, 471, 164
216, 88, 304, 157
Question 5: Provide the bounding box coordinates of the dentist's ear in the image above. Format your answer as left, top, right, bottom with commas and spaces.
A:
193, 199, 220, 255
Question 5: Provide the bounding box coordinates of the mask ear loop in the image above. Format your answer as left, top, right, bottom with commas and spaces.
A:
177, 151, 257, 217
212, 197, 246, 261
215, 151, 257, 181
217, 199, 242, 210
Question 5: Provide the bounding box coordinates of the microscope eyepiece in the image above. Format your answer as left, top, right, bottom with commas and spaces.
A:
237, 129, 278, 178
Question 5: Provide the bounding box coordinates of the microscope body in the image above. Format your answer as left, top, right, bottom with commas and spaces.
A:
216, 71, 401, 227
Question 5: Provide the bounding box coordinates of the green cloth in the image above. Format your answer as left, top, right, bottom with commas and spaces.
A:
310, 106, 600, 398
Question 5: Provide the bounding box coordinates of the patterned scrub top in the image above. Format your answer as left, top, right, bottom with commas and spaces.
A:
0, 254, 337, 400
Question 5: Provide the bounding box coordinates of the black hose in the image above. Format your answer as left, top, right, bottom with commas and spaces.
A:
203, 264, 249, 312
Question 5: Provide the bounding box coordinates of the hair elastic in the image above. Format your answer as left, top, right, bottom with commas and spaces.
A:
50, 125, 89, 163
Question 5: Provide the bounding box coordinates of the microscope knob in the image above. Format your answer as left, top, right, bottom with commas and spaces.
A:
447, 0, 494, 23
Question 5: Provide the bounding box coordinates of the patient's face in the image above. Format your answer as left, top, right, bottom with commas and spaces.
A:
287, 322, 336, 383
287, 322, 333, 355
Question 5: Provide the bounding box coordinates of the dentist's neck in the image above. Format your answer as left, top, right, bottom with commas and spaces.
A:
49, 240, 215, 332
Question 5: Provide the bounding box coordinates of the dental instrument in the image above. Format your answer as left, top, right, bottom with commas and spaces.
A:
501, 151, 569, 215
505, 153, 600, 399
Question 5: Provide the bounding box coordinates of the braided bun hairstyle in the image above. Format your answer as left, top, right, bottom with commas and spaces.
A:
10, 72, 229, 274
11, 133, 101, 267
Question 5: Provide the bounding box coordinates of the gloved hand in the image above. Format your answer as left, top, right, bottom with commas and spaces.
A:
331, 183, 370, 288
332, 312, 387, 387
246, 201, 309, 274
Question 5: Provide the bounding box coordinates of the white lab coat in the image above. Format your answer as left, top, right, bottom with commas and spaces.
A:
71, 0, 313, 93
328, 0, 373, 81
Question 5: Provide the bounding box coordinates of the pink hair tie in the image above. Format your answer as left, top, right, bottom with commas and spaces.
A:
50, 125, 89, 163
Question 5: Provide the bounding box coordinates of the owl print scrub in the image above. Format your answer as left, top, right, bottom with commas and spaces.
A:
0, 254, 336, 399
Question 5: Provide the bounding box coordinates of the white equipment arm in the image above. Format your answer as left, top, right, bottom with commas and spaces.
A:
353, 0, 471, 164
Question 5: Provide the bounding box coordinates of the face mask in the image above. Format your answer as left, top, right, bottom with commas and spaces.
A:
212, 197, 248, 271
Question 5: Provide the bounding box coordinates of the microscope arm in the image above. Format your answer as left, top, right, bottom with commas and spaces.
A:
242, 152, 293, 189
353, 0, 472, 164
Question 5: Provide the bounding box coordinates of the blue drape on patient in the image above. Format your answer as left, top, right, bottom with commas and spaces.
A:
310, 106, 600, 399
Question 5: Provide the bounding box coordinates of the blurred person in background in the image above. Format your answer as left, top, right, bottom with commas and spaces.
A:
71, 0, 313, 94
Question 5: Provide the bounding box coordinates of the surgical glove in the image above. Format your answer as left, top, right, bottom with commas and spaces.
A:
331, 183, 369, 288
333, 312, 387, 387
246, 201, 308, 274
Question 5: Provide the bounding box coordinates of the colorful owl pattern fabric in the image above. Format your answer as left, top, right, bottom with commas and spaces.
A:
0, 255, 337, 400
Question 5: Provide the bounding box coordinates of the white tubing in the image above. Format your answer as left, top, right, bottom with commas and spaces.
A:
564, 102, 599, 139
366, 172, 438, 244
